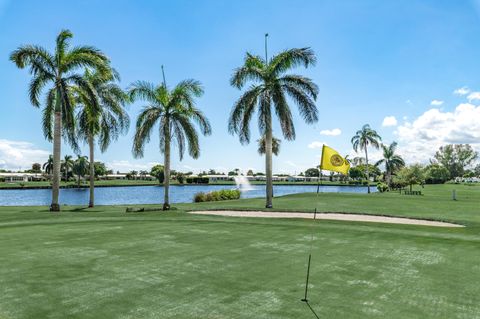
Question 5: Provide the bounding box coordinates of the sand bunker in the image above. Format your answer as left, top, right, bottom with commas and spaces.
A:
189, 211, 464, 228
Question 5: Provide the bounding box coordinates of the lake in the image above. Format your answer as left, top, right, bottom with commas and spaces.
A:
0, 184, 372, 206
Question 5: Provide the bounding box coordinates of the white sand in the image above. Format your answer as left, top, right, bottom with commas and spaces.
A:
189, 210, 464, 228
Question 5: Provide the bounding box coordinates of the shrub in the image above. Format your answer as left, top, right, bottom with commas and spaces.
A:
194, 192, 206, 202
193, 189, 241, 203
376, 182, 389, 193
186, 177, 209, 184
177, 173, 185, 184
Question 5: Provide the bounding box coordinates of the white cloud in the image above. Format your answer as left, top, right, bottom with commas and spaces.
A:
308, 141, 328, 149
395, 103, 480, 163
382, 116, 398, 127
454, 87, 470, 96
467, 92, 480, 101
319, 128, 341, 136
0, 139, 50, 170
430, 99, 444, 106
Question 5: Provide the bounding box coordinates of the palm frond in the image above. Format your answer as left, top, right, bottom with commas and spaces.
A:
270, 47, 316, 75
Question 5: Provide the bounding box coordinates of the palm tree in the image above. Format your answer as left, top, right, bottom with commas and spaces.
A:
129, 75, 212, 210
139, 170, 148, 180
352, 156, 366, 166
375, 142, 405, 187
257, 135, 281, 156
351, 124, 382, 193
61, 155, 74, 182
129, 170, 138, 180
229, 36, 318, 208
75, 69, 129, 207
73, 155, 89, 188
10, 29, 109, 211
43, 155, 54, 176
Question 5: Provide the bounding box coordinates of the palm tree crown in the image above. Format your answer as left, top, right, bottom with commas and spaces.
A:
130, 78, 211, 209
10, 29, 109, 147
229, 47, 318, 143
376, 142, 405, 185
229, 46, 318, 208
130, 80, 211, 159
62, 155, 74, 181
257, 135, 281, 156
351, 124, 382, 193
43, 155, 54, 175
351, 124, 382, 152
76, 70, 130, 152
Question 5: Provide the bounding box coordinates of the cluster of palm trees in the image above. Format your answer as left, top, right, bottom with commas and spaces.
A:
351, 124, 405, 192
12, 30, 320, 210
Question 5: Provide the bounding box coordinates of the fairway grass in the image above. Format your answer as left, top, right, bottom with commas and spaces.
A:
0, 184, 479, 318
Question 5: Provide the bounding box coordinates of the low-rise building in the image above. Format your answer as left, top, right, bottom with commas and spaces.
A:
0, 172, 45, 182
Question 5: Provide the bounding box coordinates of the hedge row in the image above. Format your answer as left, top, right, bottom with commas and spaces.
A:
186, 177, 210, 184
194, 189, 241, 202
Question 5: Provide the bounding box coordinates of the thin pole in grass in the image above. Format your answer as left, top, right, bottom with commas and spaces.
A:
301, 208, 320, 318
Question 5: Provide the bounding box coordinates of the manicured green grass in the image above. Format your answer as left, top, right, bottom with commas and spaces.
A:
0, 184, 479, 318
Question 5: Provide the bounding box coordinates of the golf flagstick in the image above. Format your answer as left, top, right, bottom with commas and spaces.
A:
302, 208, 317, 302
301, 147, 325, 319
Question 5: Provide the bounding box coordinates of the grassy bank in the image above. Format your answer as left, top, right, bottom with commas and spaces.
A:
0, 184, 478, 318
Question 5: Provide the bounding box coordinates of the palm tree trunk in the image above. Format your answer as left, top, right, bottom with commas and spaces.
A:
365, 145, 370, 194
50, 110, 62, 211
163, 120, 171, 210
265, 117, 273, 208
88, 136, 95, 208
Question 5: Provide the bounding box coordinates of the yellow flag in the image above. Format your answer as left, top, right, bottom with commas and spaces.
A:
320, 145, 350, 175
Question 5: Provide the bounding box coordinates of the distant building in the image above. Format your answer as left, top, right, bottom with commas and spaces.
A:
0, 172, 45, 182
203, 175, 232, 182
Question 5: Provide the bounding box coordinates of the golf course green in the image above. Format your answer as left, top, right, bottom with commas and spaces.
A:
0, 184, 478, 318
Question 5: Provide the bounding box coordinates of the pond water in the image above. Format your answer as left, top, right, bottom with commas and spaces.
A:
0, 184, 372, 206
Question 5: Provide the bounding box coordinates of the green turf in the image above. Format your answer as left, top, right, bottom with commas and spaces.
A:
0, 184, 479, 318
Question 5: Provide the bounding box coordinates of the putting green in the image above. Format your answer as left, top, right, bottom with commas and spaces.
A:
0, 184, 478, 318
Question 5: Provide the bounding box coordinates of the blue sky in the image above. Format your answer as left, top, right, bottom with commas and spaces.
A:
1, 0, 480, 173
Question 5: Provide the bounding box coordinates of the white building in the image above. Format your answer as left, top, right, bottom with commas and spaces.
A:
0, 172, 45, 182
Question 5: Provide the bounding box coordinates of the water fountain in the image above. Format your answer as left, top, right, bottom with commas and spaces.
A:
233, 174, 254, 191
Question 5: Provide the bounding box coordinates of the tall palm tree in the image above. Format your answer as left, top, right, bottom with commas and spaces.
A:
10, 29, 109, 211
62, 155, 74, 182
229, 37, 318, 208
257, 135, 281, 156
75, 69, 129, 207
43, 155, 54, 176
73, 155, 89, 188
130, 77, 212, 210
351, 124, 382, 193
375, 142, 405, 187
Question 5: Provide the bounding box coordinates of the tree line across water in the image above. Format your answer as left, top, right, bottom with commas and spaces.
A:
9, 30, 479, 210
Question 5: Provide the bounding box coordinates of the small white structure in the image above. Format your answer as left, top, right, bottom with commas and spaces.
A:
0, 172, 45, 182
204, 175, 232, 182
286, 175, 319, 182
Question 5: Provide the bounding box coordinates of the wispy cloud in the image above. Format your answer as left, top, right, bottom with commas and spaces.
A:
453, 86, 470, 96
319, 128, 341, 136
430, 99, 444, 106
467, 92, 480, 101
